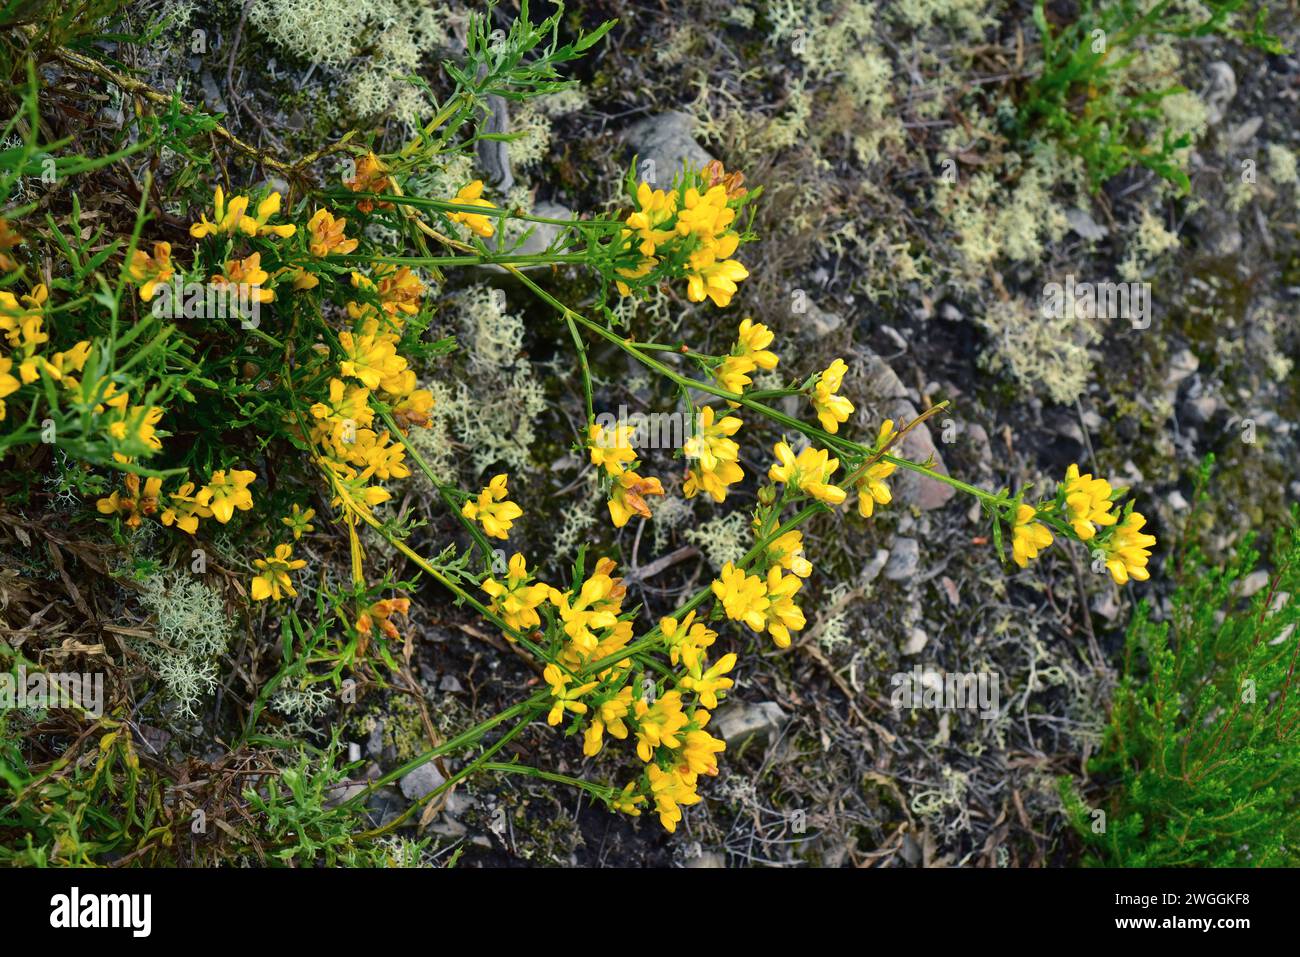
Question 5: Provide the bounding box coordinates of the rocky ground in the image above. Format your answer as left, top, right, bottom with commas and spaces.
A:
6, 0, 1298, 867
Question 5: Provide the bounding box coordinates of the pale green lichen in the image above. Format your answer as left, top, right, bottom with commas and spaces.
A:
976, 295, 1100, 405
135, 572, 232, 719
684, 511, 751, 570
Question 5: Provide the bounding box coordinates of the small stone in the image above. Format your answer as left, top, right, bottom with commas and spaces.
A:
1203, 61, 1237, 126
884, 537, 920, 581
364, 787, 407, 829
713, 700, 788, 748
1092, 590, 1121, 622
1065, 208, 1108, 241
796, 300, 844, 337
1186, 394, 1219, 423
862, 548, 890, 582
901, 627, 929, 655
1236, 570, 1271, 598
1167, 490, 1190, 511
684, 851, 726, 868
439, 674, 464, 693
1228, 116, 1263, 147
399, 762, 447, 802
1168, 348, 1199, 386
623, 111, 716, 186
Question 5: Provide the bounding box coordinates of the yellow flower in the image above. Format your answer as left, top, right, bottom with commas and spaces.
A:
768, 441, 847, 505
767, 529, 813, 578
646, 763, 701, 832
624, 182, 678, 256
282, 504, 316, 540
355, 598, 410, 642
243, 192, 296, 238
714, 318, 779, 398
761, 566, 805, 648
543, 663, 597, 726
190, 186, 249, 238
633, 689, 689, 761
1011, 503, 1053, 568
250, 543, 306, 601
345, 153, 394, 213
1103, 511, 1157, 585
1061, 463, 1118, 540
588, 420, 638, 477
683, 405, 744, 502
290, 268, 320, 291
710, 562, 769, 632
608, 471, 664, 528
685, 232, 749, 308
481, 553, 550, 638
199, 468, 256, 523
125, 242, 175, 301
370, 264, 424, 317
0, 356, 20, 421
0, 284, 47, 351
337, 329, 408, 391
811, 358, 854, 434
0, 217, 21, 271
659, 611, 717, 669
550, 559, 625, 659
306, 208, 358, 256
611, 781, 646, 817
676, 712, 726, 778
461, 473, 523, 540
447, 180, 496, 238
105, 404, 164, 460
212, 252, 274, 303
160, 481, 211, 534
679, 652, 736, 709
583, 685, 634, 756
675, 184, 735, 241
95, 473, 163, 528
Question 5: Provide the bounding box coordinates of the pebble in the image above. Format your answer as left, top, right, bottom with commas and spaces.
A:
884, 537, 920, 581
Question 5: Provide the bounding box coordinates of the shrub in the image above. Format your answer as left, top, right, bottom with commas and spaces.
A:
1061, 459, 1300, 866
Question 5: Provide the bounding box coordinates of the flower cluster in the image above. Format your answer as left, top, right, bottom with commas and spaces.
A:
1008, 463, 1157, 583
588, 421, 664, 528
97, 467, 256, 535
613, 163, 754, 308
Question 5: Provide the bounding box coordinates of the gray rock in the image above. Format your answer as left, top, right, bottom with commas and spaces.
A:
1065, 207, 1108, 241
399, 762, 447, 802
1168, 348, 1199, 386
1228, 116, 1264, 147
477, 92, 515, 192
439, 674, 464, 693
623, 111, 716, 186
862, 548, 891, 582
364, 787, 406, 829
861, 349, 956, 510
1203, 60, 1237, 126
1186, 394, 1219, 424
684, 851, 727, 868
713, 700, 788, 747
901, 627, 929, 655
797, 299, 845, 337
884, 537, 920, 581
